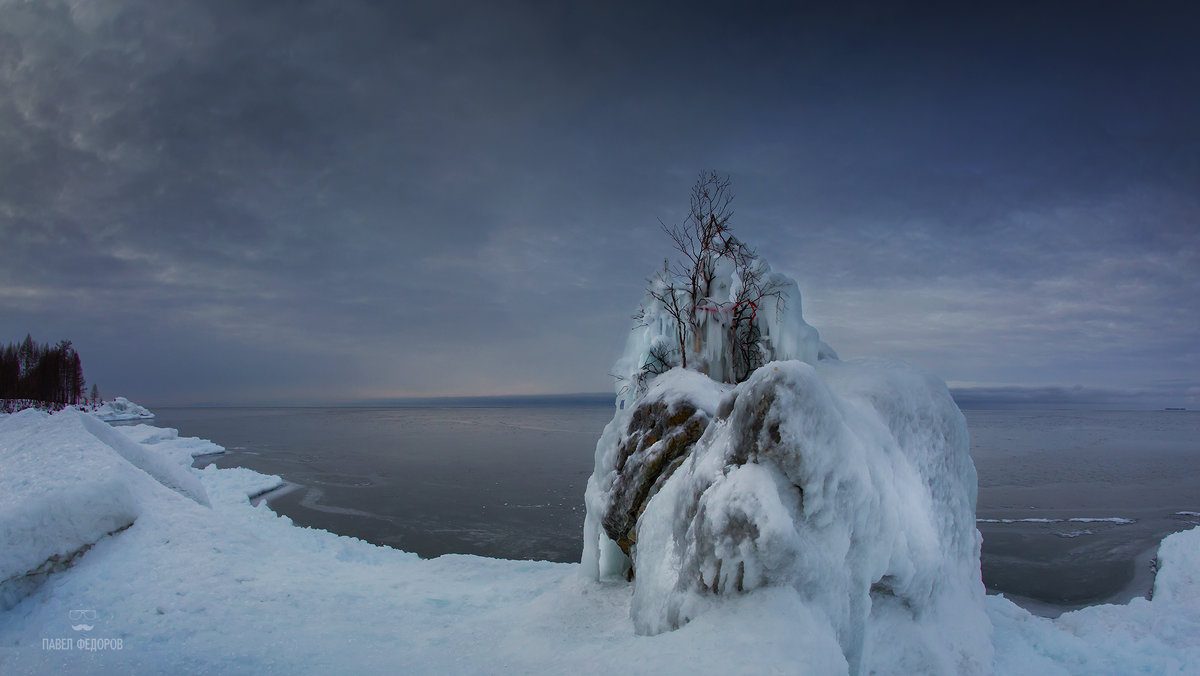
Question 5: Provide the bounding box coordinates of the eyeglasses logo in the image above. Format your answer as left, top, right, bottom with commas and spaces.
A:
69, 609, 97, 632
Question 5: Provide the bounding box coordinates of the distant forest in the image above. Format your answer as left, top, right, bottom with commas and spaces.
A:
0, 334, 97, 413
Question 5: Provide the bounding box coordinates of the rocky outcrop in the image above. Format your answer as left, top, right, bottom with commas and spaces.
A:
584, 362, 990, 676
601, 399, 710, 560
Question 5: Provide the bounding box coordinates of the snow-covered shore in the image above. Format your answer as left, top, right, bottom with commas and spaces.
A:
0, 409, 1197, 674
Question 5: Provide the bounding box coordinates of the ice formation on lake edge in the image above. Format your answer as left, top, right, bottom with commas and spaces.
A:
91, 396, 155, 422
583, 258, 992, 673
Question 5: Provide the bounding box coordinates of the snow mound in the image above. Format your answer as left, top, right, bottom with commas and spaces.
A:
0, 411, 258, 610
92, 396, 154, 421
199, 464, 285, 506
1150, 525, 1200, 607
77, 413, 209, 507
0, 410, 140, 609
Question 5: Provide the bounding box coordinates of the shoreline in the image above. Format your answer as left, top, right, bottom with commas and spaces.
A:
2, 407, 1199, 673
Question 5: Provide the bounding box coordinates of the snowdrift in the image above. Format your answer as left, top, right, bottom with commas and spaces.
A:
0, 410, 139, 610
0, 409, 207, 611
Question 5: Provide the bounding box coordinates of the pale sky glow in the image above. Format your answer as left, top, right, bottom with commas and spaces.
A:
1, 1, 1197, 407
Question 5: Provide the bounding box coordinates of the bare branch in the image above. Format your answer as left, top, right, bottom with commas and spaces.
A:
631, 171, 788, 386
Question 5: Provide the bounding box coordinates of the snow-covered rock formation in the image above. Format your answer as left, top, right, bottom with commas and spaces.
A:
583, 258, 991, 674
91, 396, 155, 421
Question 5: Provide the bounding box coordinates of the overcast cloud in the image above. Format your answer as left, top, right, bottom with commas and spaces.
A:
1, 0, 1197, 407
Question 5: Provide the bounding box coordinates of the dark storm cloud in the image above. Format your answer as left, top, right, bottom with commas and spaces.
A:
1, 0, 1197, 405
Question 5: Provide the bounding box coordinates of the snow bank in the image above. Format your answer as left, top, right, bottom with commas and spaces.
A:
91, 397, 154, 421
988, 526, 1200, 674
0, 409, 275, 614
198, 464, 284, 505
117, 424, 226, 462
0, 410, 140, 610
76, 414, 209, 507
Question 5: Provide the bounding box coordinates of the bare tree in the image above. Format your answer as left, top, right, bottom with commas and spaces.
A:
632, 172, 788, 387
661, 172, 737, 355
640, 267, 690, 369
724, 238, 787, 382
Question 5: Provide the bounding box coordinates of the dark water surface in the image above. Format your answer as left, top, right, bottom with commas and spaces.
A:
150, 406, 1200, 614
161, 406, 606, 561
969, 410, 1200, 613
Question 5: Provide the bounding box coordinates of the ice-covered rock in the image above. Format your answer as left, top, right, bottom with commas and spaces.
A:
92, 396, 154, 421
598, 370, 723, 562
583, 260, 990, 674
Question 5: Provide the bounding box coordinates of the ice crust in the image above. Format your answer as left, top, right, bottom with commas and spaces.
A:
1, 406, 1198, 673
117, 423, 226, 462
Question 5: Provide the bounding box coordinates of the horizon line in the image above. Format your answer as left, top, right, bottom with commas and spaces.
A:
138, 386, 1193, 411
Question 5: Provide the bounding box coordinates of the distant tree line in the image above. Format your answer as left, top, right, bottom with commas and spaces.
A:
0, 334, 98, 413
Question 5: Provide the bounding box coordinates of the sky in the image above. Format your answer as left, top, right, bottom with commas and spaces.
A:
1, 0, 1197, 408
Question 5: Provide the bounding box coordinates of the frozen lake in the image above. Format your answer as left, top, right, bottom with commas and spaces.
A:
146, 405, 1200, 614
969, 409, 1200, 612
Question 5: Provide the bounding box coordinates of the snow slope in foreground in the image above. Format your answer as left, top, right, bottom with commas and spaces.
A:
0, 411, 1197, 674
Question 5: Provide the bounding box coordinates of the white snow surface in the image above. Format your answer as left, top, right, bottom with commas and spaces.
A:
116, 424, 226, 462
0, 410, 1198, 673
0, 410, 140, 610
90, 397, 154, 422
75, 413, 209, 507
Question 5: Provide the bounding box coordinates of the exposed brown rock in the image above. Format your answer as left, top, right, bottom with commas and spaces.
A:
602, 399, 710, 557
